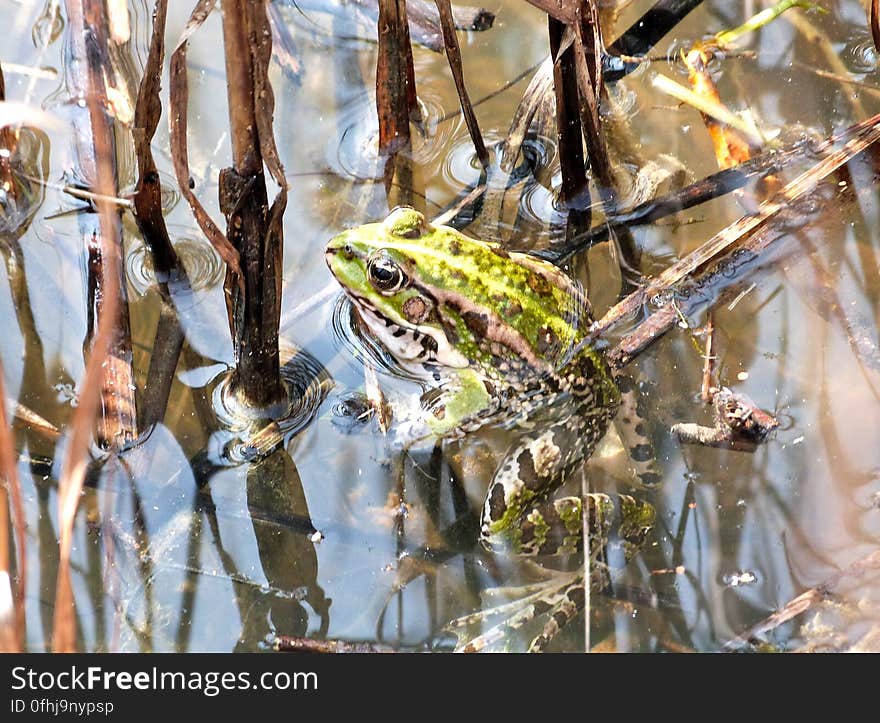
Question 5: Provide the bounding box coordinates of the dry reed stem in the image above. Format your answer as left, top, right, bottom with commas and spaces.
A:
549, 18, 588, 210
376, 0, 417, 154
132, 0, 178, 275
52, 0, 129, 652
169, 0, 243, 284
218, 0, 286, 408
433, 0, 488, 167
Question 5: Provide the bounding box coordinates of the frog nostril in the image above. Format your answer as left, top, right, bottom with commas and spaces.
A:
341, 243, 355, 260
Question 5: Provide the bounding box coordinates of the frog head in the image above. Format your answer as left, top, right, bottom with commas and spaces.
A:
325, 207, 590, 379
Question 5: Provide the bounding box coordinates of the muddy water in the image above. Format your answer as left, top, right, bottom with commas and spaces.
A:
2, 0, 880, 651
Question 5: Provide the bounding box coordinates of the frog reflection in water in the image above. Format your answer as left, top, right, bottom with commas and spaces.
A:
326, 207, 656, 651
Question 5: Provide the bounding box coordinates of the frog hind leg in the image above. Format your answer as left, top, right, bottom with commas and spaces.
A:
455, 493, 654, 652
448, 567, 605, 653
529, 495, 654, 652
480, 411, 622, 556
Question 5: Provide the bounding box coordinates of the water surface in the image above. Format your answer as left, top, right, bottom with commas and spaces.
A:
2, 0, 880, 652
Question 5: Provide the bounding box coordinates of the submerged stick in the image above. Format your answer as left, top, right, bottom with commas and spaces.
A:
723, 549, 880, 651
267, 1, 301, 82
672, 387, 779, 451
275, 636, 399, 652
539, 135, 809, 264
596, 113, 880, 368
13, 402, 60, 440
85, 229, 137, 448
652, 74, 761, 147
62, 0, 137, 450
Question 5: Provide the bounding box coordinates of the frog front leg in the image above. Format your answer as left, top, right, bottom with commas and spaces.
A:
425, 367, 498, 436
393, 367, 499, 450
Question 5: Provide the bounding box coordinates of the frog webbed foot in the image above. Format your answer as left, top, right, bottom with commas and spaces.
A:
445, 571, 600, 653
450, 491, 656, 652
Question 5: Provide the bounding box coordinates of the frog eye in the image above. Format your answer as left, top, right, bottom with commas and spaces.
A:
367, 253, 408, 294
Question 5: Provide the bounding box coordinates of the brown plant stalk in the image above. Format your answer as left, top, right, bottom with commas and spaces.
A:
218, 0, 287, 409
52, 0, 129, 652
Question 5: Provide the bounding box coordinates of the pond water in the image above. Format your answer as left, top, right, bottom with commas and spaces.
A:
2, 0, 880, 652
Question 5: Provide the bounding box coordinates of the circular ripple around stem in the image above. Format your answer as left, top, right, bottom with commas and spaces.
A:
841, 31, 879, 74
210, 344, 332, 464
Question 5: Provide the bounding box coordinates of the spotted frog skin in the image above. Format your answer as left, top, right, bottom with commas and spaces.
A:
326, 207, 655, 650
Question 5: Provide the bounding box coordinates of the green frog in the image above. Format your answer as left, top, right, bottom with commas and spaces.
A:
325, 206, 656, 651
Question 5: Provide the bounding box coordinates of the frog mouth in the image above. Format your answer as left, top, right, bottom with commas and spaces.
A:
343, 290, 468, 369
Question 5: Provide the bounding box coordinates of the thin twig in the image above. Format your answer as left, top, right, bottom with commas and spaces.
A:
723, 549, 880, 651
168, 0, 243, 283
700, 316, 715, 402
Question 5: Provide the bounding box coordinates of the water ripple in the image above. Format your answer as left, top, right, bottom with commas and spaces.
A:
126, 230, 225, 295
331, 92, 459, 180
330, 293, 421, 383
211, 343, 332, 463
842, 32, 879, 74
